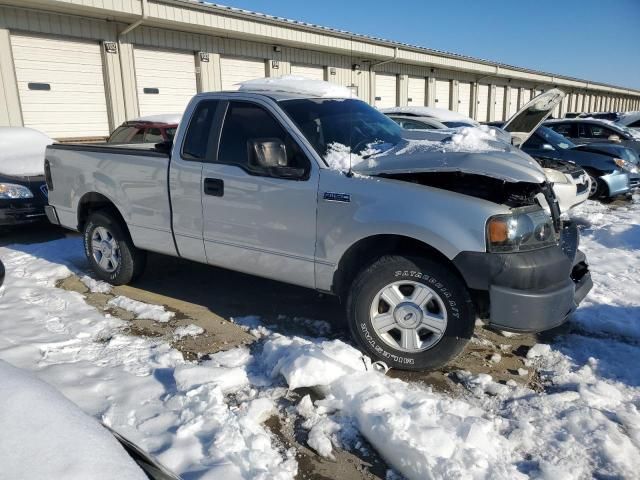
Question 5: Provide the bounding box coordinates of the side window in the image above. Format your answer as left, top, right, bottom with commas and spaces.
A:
549, 123, 574, 137
182, 100, 219, 161
165, 127, 177, 141
400, 119, 429, 130
108, 126, 136, 143
629, 120, 640, 128
130, 129, 145, 143
217, 101, 309, 177
587, 124, 616, 139
144, 128, 163, 143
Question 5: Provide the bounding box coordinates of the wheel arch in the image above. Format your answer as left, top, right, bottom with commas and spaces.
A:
77, 192, 130, 238
331, 234, 466, 300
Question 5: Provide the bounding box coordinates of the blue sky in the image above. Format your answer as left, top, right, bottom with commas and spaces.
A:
216, 0, 640, 89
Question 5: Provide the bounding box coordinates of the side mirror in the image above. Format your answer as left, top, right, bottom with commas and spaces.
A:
542, 143, 554, 151
248, 139, 306, 180
608, 134, 621, 143
249, 138, 288, 169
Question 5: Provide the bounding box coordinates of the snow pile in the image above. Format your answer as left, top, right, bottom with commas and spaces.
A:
323, 142, 380, 171
238, 76, 354, 98
80, 274, 112, 294
396, 126, 504, 155
173, 323, 204, 339
0, 127, 53, 176
380, 106, 477, 124
259, 334, 520, 478
108, 295, 174, 322
0, 359, 147, 480
0, 237, 297, 480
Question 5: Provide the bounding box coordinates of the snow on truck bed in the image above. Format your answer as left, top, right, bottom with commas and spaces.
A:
1, 197, 640, 479
0, 127, 53, 177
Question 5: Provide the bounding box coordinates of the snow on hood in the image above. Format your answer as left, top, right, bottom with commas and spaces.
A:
0, 127, 53, 177
238, 76, 354, 98
131, 113, 181, 124
381, 106, 478, 124
0, 359, 147, 480
328, 128, 545, 183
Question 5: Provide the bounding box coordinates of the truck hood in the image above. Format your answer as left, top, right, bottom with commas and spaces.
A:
353, 130, 546, 183
502, 89, 565, 147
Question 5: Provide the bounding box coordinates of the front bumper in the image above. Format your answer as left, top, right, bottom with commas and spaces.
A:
601, 171, 630, 197
0, 203, 47, 226
453, 221, 592, 332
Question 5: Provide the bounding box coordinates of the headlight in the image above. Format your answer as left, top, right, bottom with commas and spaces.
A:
543, 168, 569, 184
0, 183, 34, 199
486, 207, 557, 253
613, 158, 639, 174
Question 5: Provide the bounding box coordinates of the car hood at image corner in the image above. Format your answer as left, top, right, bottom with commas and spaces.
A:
353, 131, 546, 184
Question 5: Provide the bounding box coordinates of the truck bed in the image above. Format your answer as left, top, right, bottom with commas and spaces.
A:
46, 143, 177, 256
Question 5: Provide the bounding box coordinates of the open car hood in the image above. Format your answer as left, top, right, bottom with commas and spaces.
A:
503, 88, 565, 147
353, 130, 546, 183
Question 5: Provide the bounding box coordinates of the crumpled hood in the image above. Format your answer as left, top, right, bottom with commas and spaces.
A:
353, 130, 546, 183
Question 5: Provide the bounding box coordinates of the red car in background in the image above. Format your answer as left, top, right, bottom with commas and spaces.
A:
106, 114, 180, 144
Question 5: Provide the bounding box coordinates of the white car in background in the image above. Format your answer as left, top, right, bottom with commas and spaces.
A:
383, 91, 590, 213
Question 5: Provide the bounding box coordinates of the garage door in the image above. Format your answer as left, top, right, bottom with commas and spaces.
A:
476, 84, 489, 122
494, 86, 506, 121
220, 57, 266, 91
576, 93, 584, 112
407, 76, 426, 106
375, 73, 397, 108
520, 89, 531, 108
457, 82, 472, 116
290, 64, 324, 81
508, 88, 519, 117
11, 34, 109, 139
435, 79, 451, 109
134, 47, 197, 117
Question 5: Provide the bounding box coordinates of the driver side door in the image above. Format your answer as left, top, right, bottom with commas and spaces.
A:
201, 99, 319, 288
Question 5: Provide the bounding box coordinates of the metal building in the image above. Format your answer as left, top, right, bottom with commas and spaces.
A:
1, 0, 639, 140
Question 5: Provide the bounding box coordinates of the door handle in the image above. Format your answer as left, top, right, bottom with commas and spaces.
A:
204, 178, 224, 197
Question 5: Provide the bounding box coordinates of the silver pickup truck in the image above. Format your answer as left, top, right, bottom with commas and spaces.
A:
44, 87, 592, 370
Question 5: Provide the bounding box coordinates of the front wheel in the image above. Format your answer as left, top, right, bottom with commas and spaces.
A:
588, 173, 607, 199
83, 210, 146, 285
347, 255, 475, 371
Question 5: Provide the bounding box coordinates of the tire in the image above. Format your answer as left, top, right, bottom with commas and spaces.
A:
347, 255, 475, 371
83, 210, 146, 285
587, 173, 607, 199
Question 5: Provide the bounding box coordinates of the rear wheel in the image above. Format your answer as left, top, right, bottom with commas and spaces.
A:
83, 210, 146, 285
347, 255, 475, 371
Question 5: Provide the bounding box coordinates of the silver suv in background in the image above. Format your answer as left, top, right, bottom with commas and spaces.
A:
44, 80, 592, 371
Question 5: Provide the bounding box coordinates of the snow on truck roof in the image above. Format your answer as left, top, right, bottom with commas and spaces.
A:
237, 76, 355, 99
131, 114, 182, 124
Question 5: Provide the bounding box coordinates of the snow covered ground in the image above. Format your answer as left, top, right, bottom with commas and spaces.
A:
1, 197, 639, 479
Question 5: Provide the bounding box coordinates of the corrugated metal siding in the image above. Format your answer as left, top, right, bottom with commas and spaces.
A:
134, 46, 197, 116
11, 33, 109, 138
520, 89, 531, 108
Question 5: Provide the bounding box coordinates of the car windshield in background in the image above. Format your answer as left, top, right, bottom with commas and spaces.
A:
166, 128, 177, 140
280, 98, 403, 156
538, 126, 576, 149
442, 121, 475, 128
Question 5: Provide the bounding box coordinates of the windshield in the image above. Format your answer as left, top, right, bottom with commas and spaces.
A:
279, 98, 403, 157
442, 121, 476, 128
538, 126, 576, 149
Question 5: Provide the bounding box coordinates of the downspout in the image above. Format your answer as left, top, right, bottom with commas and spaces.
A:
120, 0, 147, 38
369, 47, 398, 104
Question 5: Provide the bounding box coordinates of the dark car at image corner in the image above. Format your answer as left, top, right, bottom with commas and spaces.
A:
0, 173, 49, 228
0, 127, 53, 229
